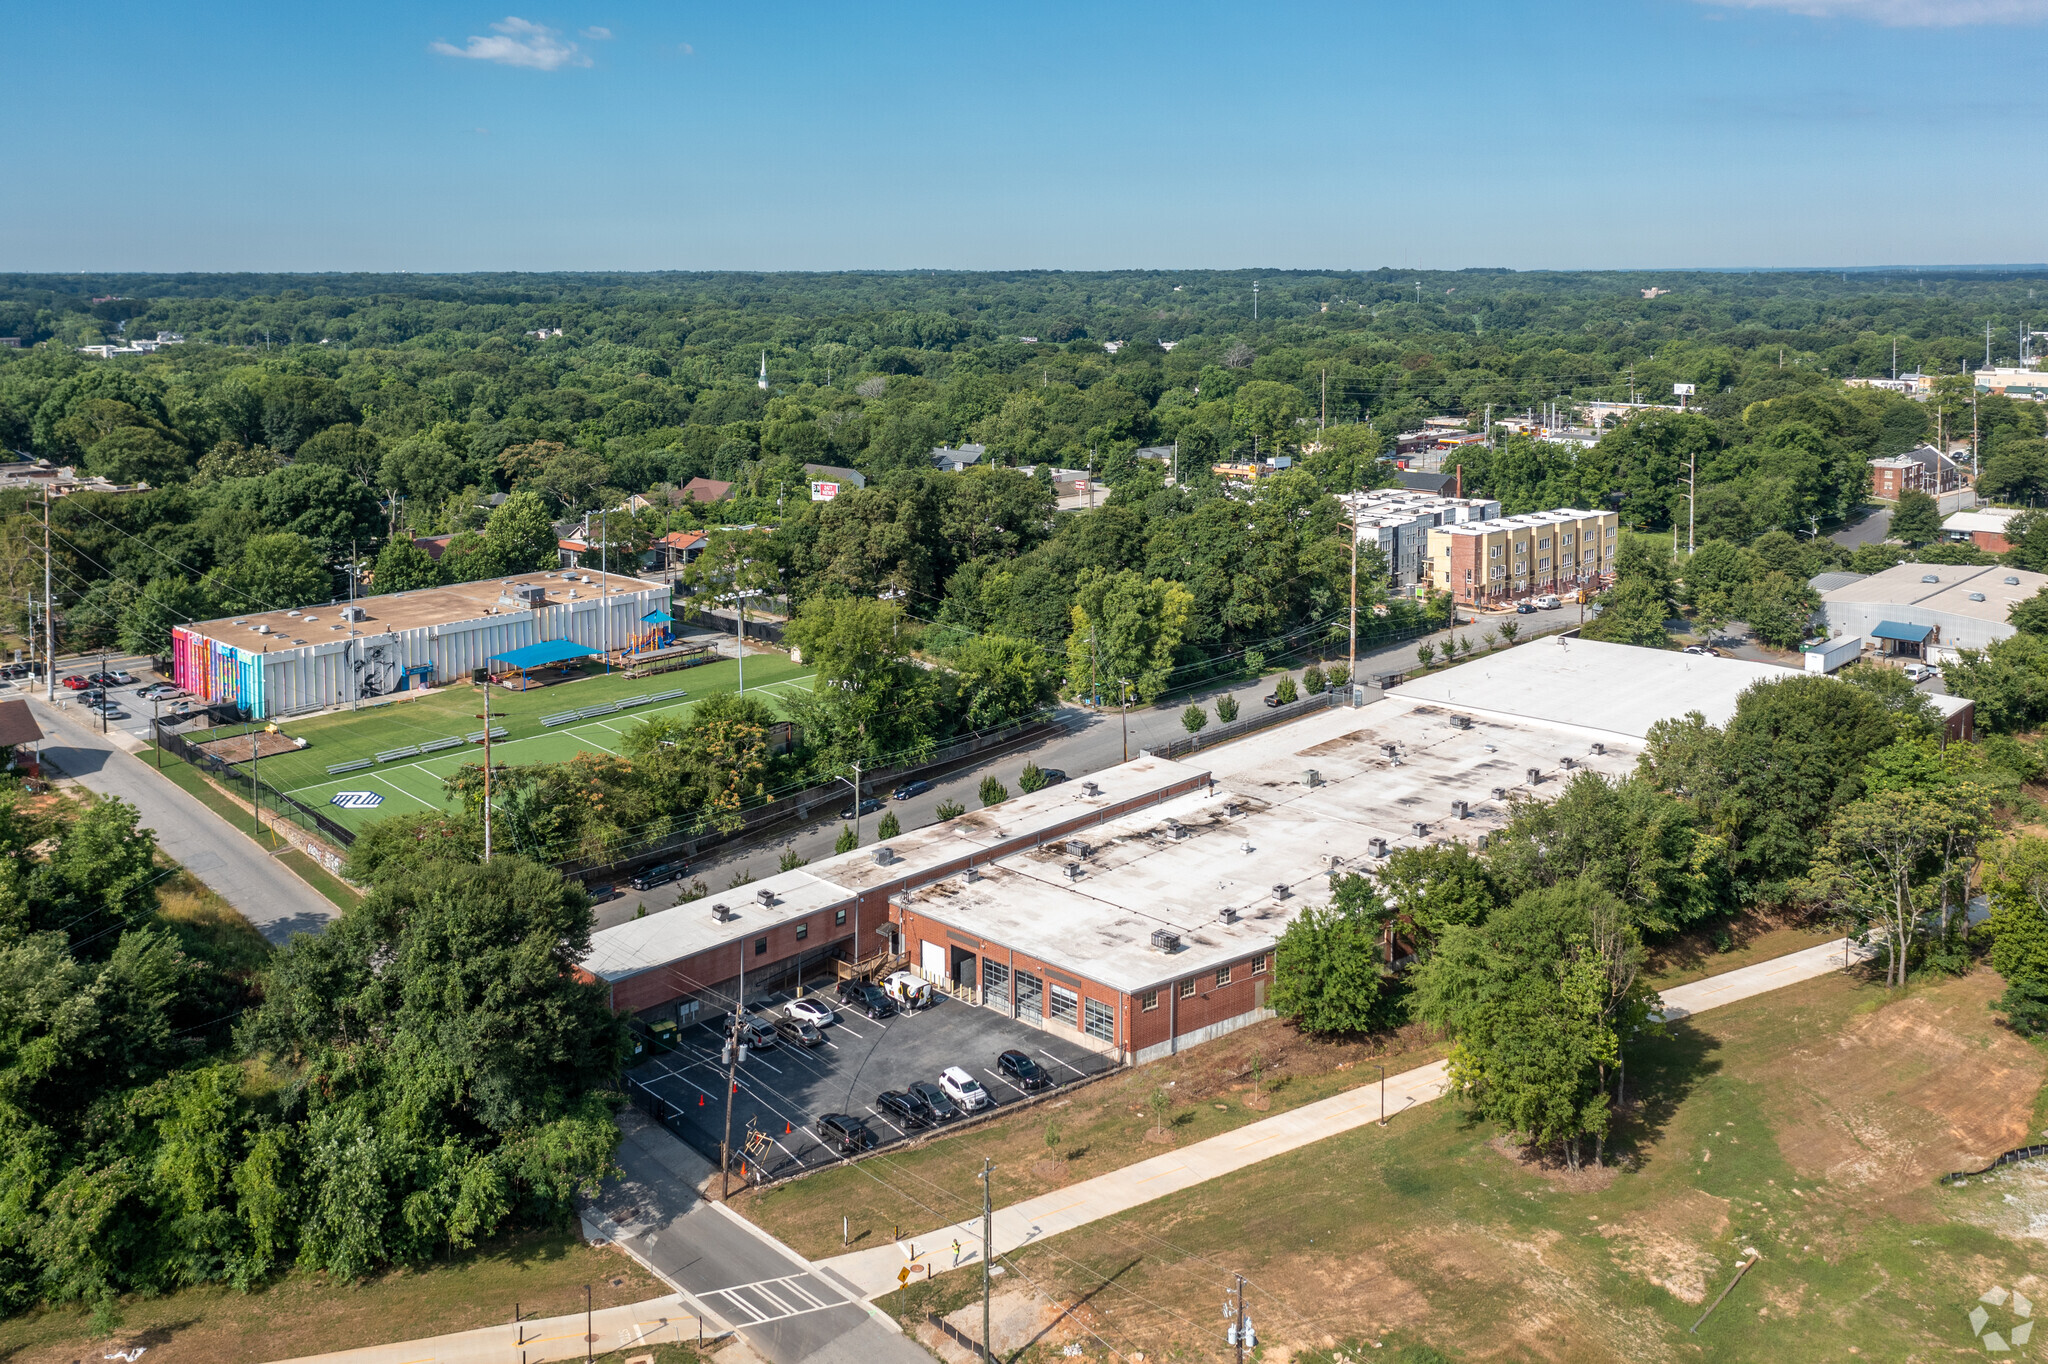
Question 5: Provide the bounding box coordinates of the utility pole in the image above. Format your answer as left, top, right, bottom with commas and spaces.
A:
44, 486, 54, 699
602, 508, 611, 673
720, 941, 747, 1198
475, 694, 506, 861
1118, 679, 1131, 763
1252, 280, 1258, 323
1231, 1273, 1249, 1364
979, 1158, 994, 1363
1320, 369, 1327, 431
1347, 511, 1359, 689
1686, 446, 1696, 555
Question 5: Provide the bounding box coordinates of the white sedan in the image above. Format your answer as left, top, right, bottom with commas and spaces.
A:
786, 998, 837, 1028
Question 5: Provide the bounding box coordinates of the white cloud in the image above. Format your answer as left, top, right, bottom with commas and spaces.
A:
1702, 0, 2048, 24
579, 26, 612, 40
429, 17, 592, 69
679, 42, 695, 55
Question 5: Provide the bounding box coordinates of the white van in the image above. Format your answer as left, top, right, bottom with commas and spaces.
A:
882, 970, 933, 1010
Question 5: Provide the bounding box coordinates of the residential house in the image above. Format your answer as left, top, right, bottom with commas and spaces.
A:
930, 444, 986, 473
1870, 444, 1971, 499
680, 477, 735, 504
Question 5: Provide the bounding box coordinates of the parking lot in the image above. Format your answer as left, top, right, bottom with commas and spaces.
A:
624, 986, 1116, 1181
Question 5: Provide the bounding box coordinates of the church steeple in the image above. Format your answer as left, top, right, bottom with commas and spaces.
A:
757, 351, 769, 390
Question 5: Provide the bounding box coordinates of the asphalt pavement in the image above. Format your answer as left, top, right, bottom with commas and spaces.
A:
591, 1108, 931, 1364
25, 693, 338, 942
596, 607, 1585, 927
1832, 503, 1893, 548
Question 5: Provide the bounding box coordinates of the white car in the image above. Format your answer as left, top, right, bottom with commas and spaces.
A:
939, 1065, 991, 1113
785, 998, 836, 1028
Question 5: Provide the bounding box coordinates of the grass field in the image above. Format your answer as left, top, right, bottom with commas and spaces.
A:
182, 653, 813, 833
858, 966, 2048, 1364
0, 1227, 677, 1364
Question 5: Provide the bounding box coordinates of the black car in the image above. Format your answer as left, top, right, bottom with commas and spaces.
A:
997, 1049, 1052, 1091
629, 861, 683, 891
773, 1015, 823, 1047
838, 795, 884, 820
837, 981, 895, 1020
907, 1080, 960, 1122
585, 882, 620, 905
816, 1112, 876, 1154
1038, 769, 1067, 786
875, 1089, 931, 1130
0, 663, 29, 680
1515, 601, 1536, 614
890, 779, 932, 801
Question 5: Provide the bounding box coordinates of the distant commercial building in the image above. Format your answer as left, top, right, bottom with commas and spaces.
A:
1425, 508, 1620, 606
1870, 444, 1971, 499
1815, 561, 2048, 663
0, 460, 151, 498
1944, 506, 2024, 554
802, 463, 865, 501
171, 568, 667, 720
1337, 488, 1502, 594
1973, 367, 2048, 399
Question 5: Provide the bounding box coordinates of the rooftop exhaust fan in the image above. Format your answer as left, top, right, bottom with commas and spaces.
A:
1527, 767, 1542, 785
711, 903, 731, 922
1219, 906, 1240, 924
1367, 837, 1389, 857
1590, 742, 1606, 755
1081, 780, 1101, 796
1921, 573, 1940, 583
1271, 883, 1290, 899
964, 865, 980, 883
755, 888, 777, 907
1449, 714, 1472, 729
1063, 861, 1081, 879
1451, 799, 1470, 819
1303, 768, 1321, 787
1491, 786, 1508, 800
1412, 821, 1430, 837
1150, 928, 1181, 953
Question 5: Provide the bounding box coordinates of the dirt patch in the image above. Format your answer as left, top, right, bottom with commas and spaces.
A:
190, 730, 305, 763
1596, 1188, 1732, 1304
1946, 1160, 2048, 1244
918, 1286, 1074, 1363
1409, 1224, 1679, 1364
1767, 972, 2048, 1194
1487, 1133, 1619, 1193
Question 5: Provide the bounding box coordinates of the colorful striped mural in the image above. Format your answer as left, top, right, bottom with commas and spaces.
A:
171, 627, 265, 717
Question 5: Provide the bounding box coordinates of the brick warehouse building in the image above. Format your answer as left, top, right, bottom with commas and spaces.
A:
578, 689, 1649, 1062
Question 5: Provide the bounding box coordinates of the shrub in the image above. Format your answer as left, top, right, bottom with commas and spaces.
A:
979, 775, 1009, 807
1273, 675, 1299, 704
1417, 641, 1437, 668
935, 799, 966, 821
834, 824, 858, 853
875, 811, 902, 839
1326, 665, 1350, 688
778, 847, 809, 871
1182, 703, 1209, 734
1244, 649, 1266, 676
1216, 694, 1240, 723
1018, 761, 1048, 793
1302, 665, 1327, 694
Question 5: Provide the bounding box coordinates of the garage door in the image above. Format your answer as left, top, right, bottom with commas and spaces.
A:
921, 939, 947, 982
1015, 970, 1044, 1019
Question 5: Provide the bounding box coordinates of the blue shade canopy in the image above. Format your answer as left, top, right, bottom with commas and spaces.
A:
1870, 620, 1933, 643
640, 610, 675, 623
488, 640, 595, 668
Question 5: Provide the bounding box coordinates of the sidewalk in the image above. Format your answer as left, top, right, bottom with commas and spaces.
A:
266, 1296, 708, 1364
816, 935, 1880, 1299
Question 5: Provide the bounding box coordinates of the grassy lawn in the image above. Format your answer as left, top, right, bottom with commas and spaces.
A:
870, 967, 2048, 1364
175, 652, 814, 834
0, 1227, 681, 1364
1643, 917, 1841, 991
735, 1017, 1449, 1262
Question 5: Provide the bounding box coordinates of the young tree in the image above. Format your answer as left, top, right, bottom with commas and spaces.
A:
1497, 620, 1519, 645
1181, 703, 1209, 734
1272, 675, 1298, 704
778, 847, 810, 871
1414, 879, 1660, 1170
1215, 694, 1240, 723
1417, 640, 1438, 668
934, 799, 966, 821
1017, 761, 1048, 793
834, 824, 859, 853
1302, 665, 1327, 694
875, 811, 902, 840
979, 776, 1008, 807
1889, 489, 1941, 547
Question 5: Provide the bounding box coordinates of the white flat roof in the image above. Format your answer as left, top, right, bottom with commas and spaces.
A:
1941, 509, 2020, 533
899, 699, 1638, 994
1819, 561, 2048, 626
581, 753, 1212, 983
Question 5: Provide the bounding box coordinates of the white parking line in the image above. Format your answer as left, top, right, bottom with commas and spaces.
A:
865, 1106, 907, 1137
1039, 1049, 1088, 1078
984, 1069, 1027, 1098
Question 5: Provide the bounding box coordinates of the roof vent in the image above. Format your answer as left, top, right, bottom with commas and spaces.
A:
1491, 786, 1508, 800
1969, 592, 1987, 602
1063, 861, 1081, 879
1081, 780, 1101, 796
1367, 837, 1389, 857
1449, 714, 1472, 729
567, 589, 578, 598
1590, 742, 1606, 755
755, 888, 776, 907
1241, 841, 1255, 855
964, 865, 980, 883
1219, 906, 1240, 924
254, 623, 270, 634
1451, 799, 1470, 819
1475, 833, 1491, 850
1224, 801, 1242, 817
1527, 768, 1542, 785
711, 903, 731, 922
1922, 573, 1940, 583
2007, 576, 2022, 586
1560, 756, 1577, 770
287, 609, 301, 617
1303, 768, 1320, 787
1150, 928, 1181, 953
1271, 882, 1290, 899
1412, 821, 1430, 838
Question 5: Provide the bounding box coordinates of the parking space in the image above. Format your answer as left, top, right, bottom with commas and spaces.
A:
624, 987, 1116, 1181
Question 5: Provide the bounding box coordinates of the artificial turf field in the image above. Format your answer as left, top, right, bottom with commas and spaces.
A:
181, 652, 813, 833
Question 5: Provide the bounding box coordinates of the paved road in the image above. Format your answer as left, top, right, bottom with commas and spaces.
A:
597, 609, 1583, 928
819, 935, 1883, 1299
1832, 504, 1893, 549
588, 1109, 931, 1364
28, 695, 338, 943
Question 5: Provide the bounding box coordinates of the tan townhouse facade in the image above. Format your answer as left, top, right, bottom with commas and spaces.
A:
1426, 508, 1620, 606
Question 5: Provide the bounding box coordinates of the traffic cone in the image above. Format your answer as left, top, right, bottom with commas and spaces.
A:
698, 1094, 704, 1107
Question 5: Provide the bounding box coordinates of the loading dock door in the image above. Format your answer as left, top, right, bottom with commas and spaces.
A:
1015, 970, 1044, 1019
920, 939, 947, 982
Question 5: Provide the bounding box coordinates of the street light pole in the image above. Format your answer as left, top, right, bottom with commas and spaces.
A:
1119, 679, 1131, 763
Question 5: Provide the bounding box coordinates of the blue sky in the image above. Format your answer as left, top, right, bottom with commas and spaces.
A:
4, 0, 2045, 272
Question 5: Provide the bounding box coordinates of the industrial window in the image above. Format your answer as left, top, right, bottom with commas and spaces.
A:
1252, 954, 1268, 974
1016, 970, 1044, 1017
795, 922, 809, 941
834, 908, 846, 926
1084, 997, 1115, 1042
1179, 978, 1197, 1000
1141, 989, 1158, 1011
754, 936, 767, 956
1049, 984, 1080, 1028
1217, 964, 1232, 987
985, 959, 1011, 1010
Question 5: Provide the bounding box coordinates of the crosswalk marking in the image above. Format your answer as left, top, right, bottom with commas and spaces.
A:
701, 1272, 844, 1326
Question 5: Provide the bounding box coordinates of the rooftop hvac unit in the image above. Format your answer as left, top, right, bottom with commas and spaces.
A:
340, 604, 367, 622
1560, 756, 1576, 770
1475, 833, 1491, 850
1166, 819, 1185, 839
1304, 768, 1320, 787
1066, 839, 1090, 858
964, 865, 980, 882
1491, 786, 1508, 801
1150, 928, 1181, 953
1527, 767, 1542, 785
514, 583, 547, 607
872, 847, 896, 866
1412, 821, 1429, 838
1590, 742, 1606, 755
1224, 800, 1242, 817
1449, 714, 1472, 729
1451, 800, 1470, 819
1081, 780, 1101, 796
755, 888, 776, 907
1367, 837, 1389, 857
1271, 883, 1290, 899
1219, 906, 1240, 924
1381, 743, 1399, 757
711, 904, 731, 922
1063, 861, 1081, 879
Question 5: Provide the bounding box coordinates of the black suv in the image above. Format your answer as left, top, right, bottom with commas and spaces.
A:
908, 1080, 960, 1122
773, 1016, 823, 1048
997, 1049, 1052, 1091
629, 861, 684, 891
835, 979, 896, 1019
816, 1112, 876, 1154
875, 1089, 930, 1130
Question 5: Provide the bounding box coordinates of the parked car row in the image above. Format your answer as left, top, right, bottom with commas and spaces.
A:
820, 1051, 1050, 1153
